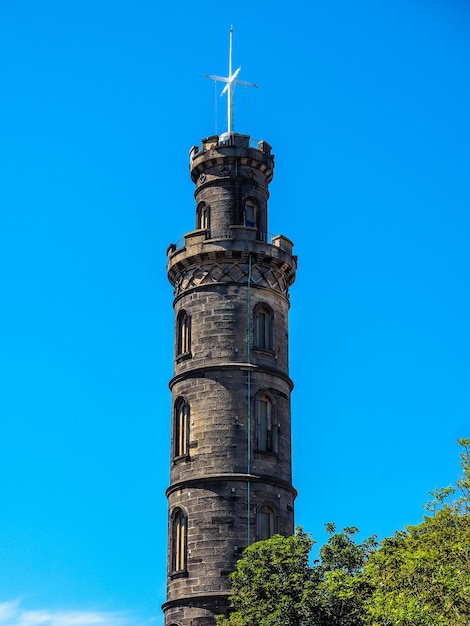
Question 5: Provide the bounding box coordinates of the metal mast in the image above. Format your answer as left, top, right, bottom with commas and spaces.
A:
205, 27, 257, 134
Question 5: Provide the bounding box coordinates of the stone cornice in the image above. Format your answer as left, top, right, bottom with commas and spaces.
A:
169, 362, 294, 391
162, 591, 229, 611
168, 250, 296, 298
166, 472, 298, 498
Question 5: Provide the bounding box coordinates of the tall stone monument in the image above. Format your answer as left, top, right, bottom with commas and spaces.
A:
163, 31, 297, 626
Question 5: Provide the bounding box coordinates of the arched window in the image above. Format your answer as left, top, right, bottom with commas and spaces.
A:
171, 508, 187, 573
197, 202, 210, 230
257, 503, 276, 541
176, 310, 191, 357
173, 398, 189, 459
244, 198, 258, 228
254, 304, 273, 351
256, 393, 277, 453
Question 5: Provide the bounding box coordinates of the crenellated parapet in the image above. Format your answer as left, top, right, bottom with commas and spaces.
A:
167, 231, 297, 299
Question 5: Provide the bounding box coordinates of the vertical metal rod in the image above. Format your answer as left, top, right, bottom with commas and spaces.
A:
205, 27, 257, 136
247, 253, 252, 545
228, 27, 233, 134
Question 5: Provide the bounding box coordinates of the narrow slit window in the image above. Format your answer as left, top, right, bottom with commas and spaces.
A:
254, 304, 273, 351
174, 398, 189, 458
257, 504, 275, 541
177, 310, 191, 356
257, 394, 276, 453
244, 199, 258, 228
172, 509, 187, 572
197, 202, 210, 230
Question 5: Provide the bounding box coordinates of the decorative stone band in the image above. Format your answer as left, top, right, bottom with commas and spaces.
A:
162, 591, 229, 612
168, 362, 294, 391
168, 255, 296, 298
175, 261, 287, 297
165, 472, 298, 498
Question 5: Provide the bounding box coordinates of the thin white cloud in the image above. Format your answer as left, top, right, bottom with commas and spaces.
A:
0, 603, 19, 622
0, 601, 131, 626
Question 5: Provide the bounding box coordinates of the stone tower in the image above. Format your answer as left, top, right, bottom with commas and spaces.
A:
163, 130, 297, 626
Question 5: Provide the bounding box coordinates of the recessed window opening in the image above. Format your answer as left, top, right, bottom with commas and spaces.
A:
244, 198, 257, 228
257, 393, 277, 453
197, 202, 210, 230
174, 398, 189, 458
257, 504, 276, 541
171, 508, 187, 572
254, 304, 273, 351
177, 310, 191, 356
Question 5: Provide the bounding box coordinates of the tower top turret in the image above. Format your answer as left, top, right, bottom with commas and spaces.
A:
205, 27, 257, 136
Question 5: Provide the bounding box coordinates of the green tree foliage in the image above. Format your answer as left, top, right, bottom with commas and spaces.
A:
217, 529, 313, 626
216, 528, 315, 626
217, 526, 375, 626
314, 524, 377, 625
364, 438, 470, 626
218, 440, 470, 626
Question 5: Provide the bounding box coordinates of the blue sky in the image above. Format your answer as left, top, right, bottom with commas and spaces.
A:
1, 0, 469, 624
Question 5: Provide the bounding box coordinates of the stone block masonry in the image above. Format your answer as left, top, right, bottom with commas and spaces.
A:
163, 133, 297, 626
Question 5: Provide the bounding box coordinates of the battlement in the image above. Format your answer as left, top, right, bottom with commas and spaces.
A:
190, 133, 272, 159
168, 228, 295, 257
189, 133, 274, 188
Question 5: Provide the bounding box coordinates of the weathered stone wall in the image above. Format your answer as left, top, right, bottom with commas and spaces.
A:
169, 369, 294, 484
164, 134, 297, 626
173, 283, 290, 376
189, 134, 273, 238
